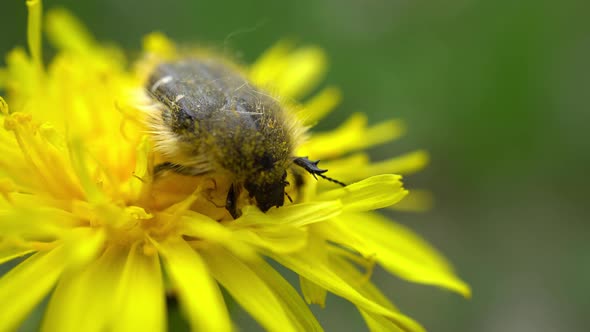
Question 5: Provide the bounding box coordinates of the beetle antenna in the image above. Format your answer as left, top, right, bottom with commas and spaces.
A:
293, 157, 346, 187
316, 173, 347, 187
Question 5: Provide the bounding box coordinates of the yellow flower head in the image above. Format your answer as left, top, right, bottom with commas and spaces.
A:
0, 1, 470, 331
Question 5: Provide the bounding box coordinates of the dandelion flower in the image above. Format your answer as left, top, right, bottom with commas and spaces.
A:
0, 1, 470, 331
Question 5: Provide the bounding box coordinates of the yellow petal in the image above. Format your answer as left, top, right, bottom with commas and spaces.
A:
329, 256, 424, 332
224, 209, 310, 254
67, 138, 103, 203
249, 40, 294, 86
4, 113, 86, 200
2, 48, 37, 104
201, 246, 297, 332
0, 246, 67, 332
250, 42, 327, 99
263, 200, 343, 227
113, 243, 166, 332
179, 212, 234, 240
360, 311, 407, 332
388, 189, 433, 212
299, 276, 327, 308
271, 250, 404, 322
338, 212, 471, 297
330, 257, 395, 310
370, 150, 429, 176
0, 246, 35, 265
273, 47, 327, 99
41, 245, 127, 332
45, 8, 95, 53
227, 208, 307, 253
317, 174, 408, 212
26, 0, 43, 74
319, 150, 429, 184
128, 135, 151, 201
181, 210, 306, 256
233, 225, 307, 254
244, 256, 323, 332
300, 113, 405, 159
142, 32, 177, 59
298, 86, 341, 125
0, 208, 71, 240
178, 212, 256, 259
0, 97, 8, 114
154, 237, 232, 332
41, 240, 162, 331
0, 202, 94, 240
297, 234, 327, 307
59, 227, 106, 269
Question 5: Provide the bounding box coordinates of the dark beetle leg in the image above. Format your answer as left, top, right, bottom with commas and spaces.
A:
226, 184, 241, 219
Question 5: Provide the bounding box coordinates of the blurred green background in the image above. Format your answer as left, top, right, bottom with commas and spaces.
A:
2, 0, 589, 331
